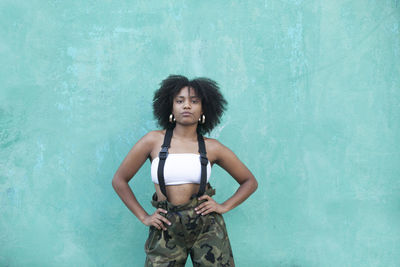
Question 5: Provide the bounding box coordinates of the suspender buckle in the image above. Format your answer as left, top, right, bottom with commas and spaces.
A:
199, 153, 208, 165
159, 146, 169, 160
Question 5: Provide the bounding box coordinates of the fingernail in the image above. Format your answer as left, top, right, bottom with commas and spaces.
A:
168, 223, 171, 225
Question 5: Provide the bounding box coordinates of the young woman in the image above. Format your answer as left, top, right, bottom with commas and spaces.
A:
112, 75, 258, 266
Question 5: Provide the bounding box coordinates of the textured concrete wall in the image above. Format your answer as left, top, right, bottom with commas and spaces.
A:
1, 1, 399, 266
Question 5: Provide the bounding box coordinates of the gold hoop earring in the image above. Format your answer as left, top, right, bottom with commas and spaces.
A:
198, 114, 205, 124
169, 114, 176, 123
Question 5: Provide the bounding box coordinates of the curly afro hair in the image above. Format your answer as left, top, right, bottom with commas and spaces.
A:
152, 74, 227, 135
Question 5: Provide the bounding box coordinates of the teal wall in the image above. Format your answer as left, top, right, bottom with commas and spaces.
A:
1, 1, 399, 266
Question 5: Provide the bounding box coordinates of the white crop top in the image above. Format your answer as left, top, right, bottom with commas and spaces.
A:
151, 153, 212, 185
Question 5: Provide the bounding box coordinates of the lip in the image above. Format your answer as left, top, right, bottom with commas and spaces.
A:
181, 112, 192, 116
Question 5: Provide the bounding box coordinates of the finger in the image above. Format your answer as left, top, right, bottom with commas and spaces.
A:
201, 205, 216, 215
201, 208, 214, 215
155, 214, 171, 228
157, 208, 168, 214
151, 216, 163, 230
196, 199, 214, 210
155, 220, 167, 231
159, 220, 168, 230
153, 221, 162, 230
195, 203, 206, 211
159, 216, 172, 226
197, 203, 212, 214
195, 204, 205, 213
198, 195, 210, 201
198, 206, 209, 215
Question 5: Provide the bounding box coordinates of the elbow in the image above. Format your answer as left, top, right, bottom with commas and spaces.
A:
241, 176, 258, 192
112, 173, 132, 189
112, 175, 124, 189
251, 176, 258, 192
111, 176, 118, 189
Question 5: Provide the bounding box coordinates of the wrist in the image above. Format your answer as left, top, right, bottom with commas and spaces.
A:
220, 203, 230, 214
139, 213, 149, 223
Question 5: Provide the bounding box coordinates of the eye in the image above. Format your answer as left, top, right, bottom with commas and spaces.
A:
176, 100, 183, 103
192, 99, 199, 103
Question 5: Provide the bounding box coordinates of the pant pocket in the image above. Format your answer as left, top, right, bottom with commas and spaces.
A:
144, 226, 160, 254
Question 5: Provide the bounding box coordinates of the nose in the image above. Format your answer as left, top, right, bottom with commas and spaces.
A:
183, 100, 191, 109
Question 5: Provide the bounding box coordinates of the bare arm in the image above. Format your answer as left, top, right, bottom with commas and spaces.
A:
111, 131, 154, 222
196, 140, 258, 215
112, 131, 171, 229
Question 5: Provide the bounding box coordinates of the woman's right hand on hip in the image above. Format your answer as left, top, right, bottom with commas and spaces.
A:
142, 208, 171, 230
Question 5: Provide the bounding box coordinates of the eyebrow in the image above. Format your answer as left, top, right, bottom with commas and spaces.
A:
176, 95, 200, 99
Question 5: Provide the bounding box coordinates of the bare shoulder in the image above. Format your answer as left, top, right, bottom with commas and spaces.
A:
203, 137, 231, 164
203, 136, 223, 151
135, 130, 162, 154
145, 129, 167, 161
140, 130, 160, 143
149, 129, 162, 135
113, 130, 161, 181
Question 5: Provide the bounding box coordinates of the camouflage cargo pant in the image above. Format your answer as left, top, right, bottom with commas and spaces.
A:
144, 185, 235, 267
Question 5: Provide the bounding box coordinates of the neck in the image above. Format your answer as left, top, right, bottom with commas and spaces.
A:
172, 123, 199, 140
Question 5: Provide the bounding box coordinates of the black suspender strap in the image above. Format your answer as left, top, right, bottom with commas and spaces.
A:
197, 133, 208, 197
157, 128, 173, 198
156, 128, 209, 200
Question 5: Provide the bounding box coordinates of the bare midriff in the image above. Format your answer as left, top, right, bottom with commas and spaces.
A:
153, 183, 210, 205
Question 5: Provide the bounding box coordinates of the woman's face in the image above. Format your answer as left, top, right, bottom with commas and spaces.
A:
172, 86, 203, 126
